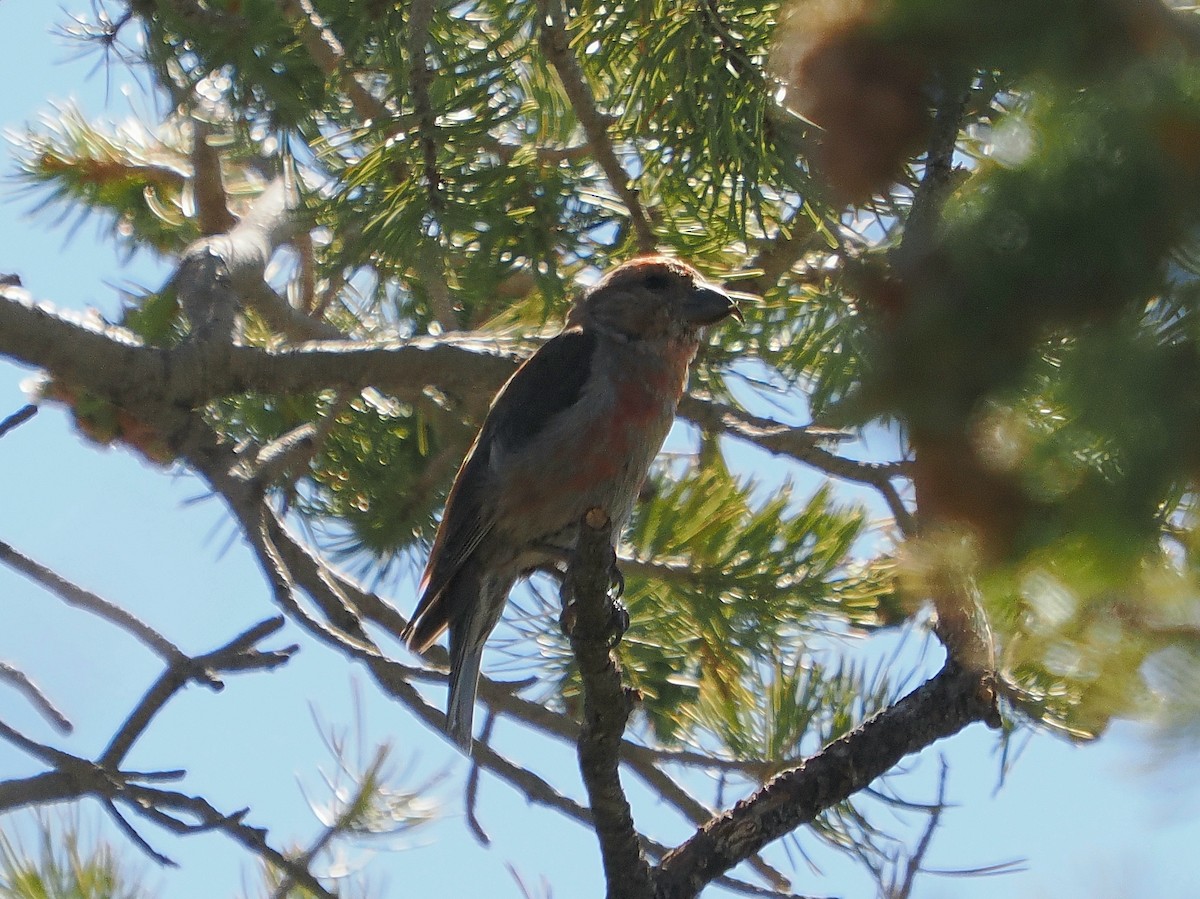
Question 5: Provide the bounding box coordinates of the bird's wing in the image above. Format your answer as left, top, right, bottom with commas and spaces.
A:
403, 328, 598, 650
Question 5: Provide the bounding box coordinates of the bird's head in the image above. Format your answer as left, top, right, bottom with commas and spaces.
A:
569, 257, 744, 342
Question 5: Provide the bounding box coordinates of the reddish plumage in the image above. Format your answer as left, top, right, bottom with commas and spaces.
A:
402, 257, 741, 751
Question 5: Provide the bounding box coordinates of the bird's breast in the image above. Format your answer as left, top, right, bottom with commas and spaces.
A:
491, 341, 693, 544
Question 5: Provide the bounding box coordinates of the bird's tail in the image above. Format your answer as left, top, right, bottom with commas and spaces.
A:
446, 622, 484, 753
442, 568, 513, 754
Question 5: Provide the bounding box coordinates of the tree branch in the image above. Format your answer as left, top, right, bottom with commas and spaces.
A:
0, 403, 36, 439
538, 0, 656, 251
653, 662, 999, 899
98, 617, 296, 768
891, 756, 949, 899
737, 210, 823, 298
177, 177, 296, 341
0, 662, 72, 733
565, 510, 654, 899
188, 117, 236, 235
0, 286, 517, 412
0, 616, 323, 894
677, 395, 915, 534
277, 0, 393, 125
892, 80, 969, 274
0, 539, 188, 666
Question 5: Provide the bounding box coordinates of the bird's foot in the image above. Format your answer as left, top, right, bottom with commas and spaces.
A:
606, 596, 630, 647
559, 598, 577, 637
559, 594, 628, 645
608, 554, 625, 600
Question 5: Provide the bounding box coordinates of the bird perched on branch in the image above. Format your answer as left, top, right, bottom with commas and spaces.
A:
402, 256, 741, 752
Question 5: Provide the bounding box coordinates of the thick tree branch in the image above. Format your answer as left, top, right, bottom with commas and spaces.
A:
565, 510, 654, 899
0, 288, 517, 411
653, 662, 998, 899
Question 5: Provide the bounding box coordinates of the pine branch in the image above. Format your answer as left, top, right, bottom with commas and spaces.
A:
738, 210, 823, 297
0, 284, 516, 412
177, 177, 297, 342
890, 756, 949, 899
565, 510, 655, 899
677, 395, 915, 534
98, 617, 296, 768
537, 0, 656, 251
892, 80, 969, 274
653, 663, 999, 899
188, 117, 235, 235
277, 0, 393, 125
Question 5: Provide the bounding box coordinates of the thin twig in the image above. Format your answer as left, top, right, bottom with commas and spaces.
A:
128, 784, 337, 898
0, 539, 186, 664
893, 756, 949, 899
102, 798, 178, 867
465, 712, 495, 847
677, 395, 917, 535
98, 617, 295, 768
0, 615, 327, 894
0, 662, 72, 733
0, 404, 36, 439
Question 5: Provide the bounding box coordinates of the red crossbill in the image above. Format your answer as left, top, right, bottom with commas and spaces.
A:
402, 257, 741, 751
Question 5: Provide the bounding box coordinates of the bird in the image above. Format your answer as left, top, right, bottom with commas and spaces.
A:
401, 256, 742, 751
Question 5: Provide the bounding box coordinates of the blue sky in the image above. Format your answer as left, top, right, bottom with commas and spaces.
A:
1, 3, 1199, 897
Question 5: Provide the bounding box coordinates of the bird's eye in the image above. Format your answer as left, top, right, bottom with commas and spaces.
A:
643, 272, 671, 291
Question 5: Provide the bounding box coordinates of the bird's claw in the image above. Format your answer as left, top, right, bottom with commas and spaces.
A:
606, 597, 630, 647
609, 565, 625, 599
559, 594, 629, 646
559, 601, 577, 637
